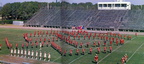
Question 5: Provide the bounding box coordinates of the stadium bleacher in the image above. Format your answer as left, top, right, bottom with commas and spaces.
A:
25, 9, 144, 31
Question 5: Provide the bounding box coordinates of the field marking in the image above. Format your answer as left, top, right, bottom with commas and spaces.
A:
68, 55, 83, 64
127, 42, 144, 62
98, 37, 136, 64
52, 56, 62, 62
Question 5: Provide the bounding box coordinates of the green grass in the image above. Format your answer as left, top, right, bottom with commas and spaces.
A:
0, 28, 144, 64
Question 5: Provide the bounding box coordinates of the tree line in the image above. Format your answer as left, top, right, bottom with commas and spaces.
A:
0, 1, 144, 20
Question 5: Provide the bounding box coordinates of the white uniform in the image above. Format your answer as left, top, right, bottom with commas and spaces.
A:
17, 49, 20, 57
48, 53, 51, 61
35, 51, 38, 59
10, 49, 13, 56
44, 53, 47, 58
14, 49, 16, 56
39, 51, 42, 60
28, 50, 30, 58
31, 51, 34, 59
24, 50, 27, 58
44, 52, 47, 61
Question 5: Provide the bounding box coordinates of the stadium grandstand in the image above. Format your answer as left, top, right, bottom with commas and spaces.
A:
25, 0, 144, 32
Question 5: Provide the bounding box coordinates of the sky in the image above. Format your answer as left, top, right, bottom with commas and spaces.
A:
0, 0, 144, 6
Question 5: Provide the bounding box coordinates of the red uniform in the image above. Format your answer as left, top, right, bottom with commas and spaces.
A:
120, 39, 124, 45
93, 42, 96, 47
80, 42, 83, 48
104, 47, 107, 53
31, 42, 34, 48
94, 55, 98, 62
82, 49, 85, 55
76, 49, 80, 55
109, 46, 112, 53
89, 48, 92, 54
98, 41, 100, 47
70, 49, 73, 56
121, 57, 125, 64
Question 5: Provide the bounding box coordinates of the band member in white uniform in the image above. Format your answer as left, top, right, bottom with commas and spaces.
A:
24, 49, 27, 58
10, 48, 13, 56
44, 52, 47, 61
28, 50, 30, 58
31, 50, 34, 59
39, 51, 42, 60
14, 49, 16, 56
48, 53, 51, 62
17, 48, 20, 57
35, 51, 38, 60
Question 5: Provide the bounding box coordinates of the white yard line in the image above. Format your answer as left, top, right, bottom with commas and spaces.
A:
98, 37, 136, 64
68, 55, 83, 64
127, 42, 144, 62
52, 56, 62, 62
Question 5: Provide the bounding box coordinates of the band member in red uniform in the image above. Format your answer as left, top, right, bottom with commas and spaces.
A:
80, 42, 83, 48
93, 42, 96, 47
76, 49, 80, 55
89, 48, 92, 54
94, 54, 98, 63
98, 41, 100, 47
120, 39, 124, 45
109, 40, 112, 46
31, 42, 34, 48
82, 48, 85, 55
121, 56, 125, 64
63, 50, 67, 56
103, 47, 107, 53
69, 49, 73, 56
109, 46, 112, 53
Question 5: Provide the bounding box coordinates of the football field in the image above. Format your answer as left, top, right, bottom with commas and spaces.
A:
0, 28, 144, 64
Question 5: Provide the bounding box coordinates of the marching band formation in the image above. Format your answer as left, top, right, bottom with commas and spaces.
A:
4, 30, 133, 63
